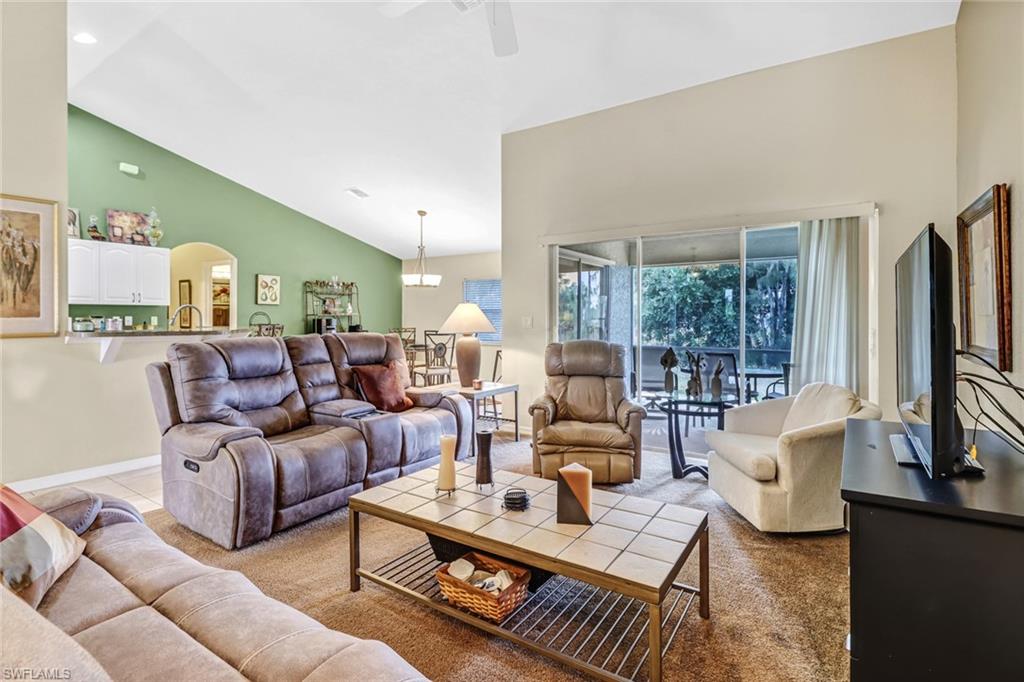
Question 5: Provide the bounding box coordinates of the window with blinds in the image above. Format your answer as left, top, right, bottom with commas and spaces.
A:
463, 278, 502, 344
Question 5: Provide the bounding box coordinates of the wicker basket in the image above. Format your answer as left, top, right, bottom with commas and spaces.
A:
436, 552, 531, 623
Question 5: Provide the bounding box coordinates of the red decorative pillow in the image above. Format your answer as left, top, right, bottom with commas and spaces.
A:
353, 362, 413, 413
1, 486, 85, 608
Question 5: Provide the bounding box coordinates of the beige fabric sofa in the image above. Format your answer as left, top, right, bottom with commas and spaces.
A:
5, 487, 424, 682
706, 383, 882, 532
529, 340, 647, 483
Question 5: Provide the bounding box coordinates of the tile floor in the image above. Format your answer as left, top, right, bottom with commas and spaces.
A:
25, 466, 164, 513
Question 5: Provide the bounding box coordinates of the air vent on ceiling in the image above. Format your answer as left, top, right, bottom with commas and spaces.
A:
345, 187, 370, 199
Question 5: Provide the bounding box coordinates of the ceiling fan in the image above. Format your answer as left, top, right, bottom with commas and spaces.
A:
380, 0, 519, 57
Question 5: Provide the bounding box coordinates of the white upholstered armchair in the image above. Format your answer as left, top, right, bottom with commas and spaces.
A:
705, 383, 882, 532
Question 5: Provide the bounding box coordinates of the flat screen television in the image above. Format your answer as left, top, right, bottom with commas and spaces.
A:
895, 224, 965, 478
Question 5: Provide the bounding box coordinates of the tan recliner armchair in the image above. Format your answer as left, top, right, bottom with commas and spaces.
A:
529, 340, 647, 483
706, 382, 882, 532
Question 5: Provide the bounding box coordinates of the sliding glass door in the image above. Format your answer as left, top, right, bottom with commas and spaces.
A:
743, 226, 799, 398
557, 240, 639, 390
553, 225, 798, 453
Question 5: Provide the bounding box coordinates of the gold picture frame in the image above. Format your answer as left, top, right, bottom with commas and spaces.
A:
1, 193, 59, 338
957, 183, 1012, 371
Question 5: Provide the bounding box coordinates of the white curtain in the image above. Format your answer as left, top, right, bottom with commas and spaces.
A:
791, 217, 860, 391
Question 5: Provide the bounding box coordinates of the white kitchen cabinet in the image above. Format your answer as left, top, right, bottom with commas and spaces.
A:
135, 247, 170, 305
68, 239, 170, 306
67, 239, 100, 303
99, 243, 137, 304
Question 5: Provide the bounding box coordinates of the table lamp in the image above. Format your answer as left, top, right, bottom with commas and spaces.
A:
439, 302, 496, 387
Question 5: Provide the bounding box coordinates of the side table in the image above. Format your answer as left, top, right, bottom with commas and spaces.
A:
438, 381, 519, 456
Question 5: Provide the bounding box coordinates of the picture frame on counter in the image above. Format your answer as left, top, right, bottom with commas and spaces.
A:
67, 207, 81, 237
106, 208, 150, 245
1, 194, 59, 338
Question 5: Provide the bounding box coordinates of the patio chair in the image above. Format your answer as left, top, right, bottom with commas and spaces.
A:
764, 362, 793, 399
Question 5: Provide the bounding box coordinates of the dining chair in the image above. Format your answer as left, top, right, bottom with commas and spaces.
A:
481, 349, 503, 420
414, 331, 455, 386
388, 327, 417, 365
764, 362, 793, 400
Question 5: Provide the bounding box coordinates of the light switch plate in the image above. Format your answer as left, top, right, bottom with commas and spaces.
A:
521, 315, 533, 329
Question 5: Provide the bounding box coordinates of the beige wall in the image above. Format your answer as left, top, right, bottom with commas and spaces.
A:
0, 3, 229, 484
955, 1, 1024, 419
402, 251, 502, 381
502, 27, 958, 421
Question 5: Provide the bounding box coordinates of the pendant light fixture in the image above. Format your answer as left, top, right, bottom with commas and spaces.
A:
401, 210, 442, 287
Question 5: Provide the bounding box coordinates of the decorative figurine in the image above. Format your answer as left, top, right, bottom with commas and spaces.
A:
86, 215, 106, 241
685, 350, 705, 397
710, 359, 724, 399
145, 207, 163, 246
659, 347, 679, 392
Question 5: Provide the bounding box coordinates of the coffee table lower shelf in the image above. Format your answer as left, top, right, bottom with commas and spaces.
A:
358, 542, 699, 682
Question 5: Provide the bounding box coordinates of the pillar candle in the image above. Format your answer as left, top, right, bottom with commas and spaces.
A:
437, 434, 458, 492
557, 462, 593, 523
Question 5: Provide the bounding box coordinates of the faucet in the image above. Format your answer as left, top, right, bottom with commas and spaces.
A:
169, 304, 204, 331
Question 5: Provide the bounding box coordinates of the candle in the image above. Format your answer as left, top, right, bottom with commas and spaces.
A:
556, 462, 593, 525
437, 434, 458, 492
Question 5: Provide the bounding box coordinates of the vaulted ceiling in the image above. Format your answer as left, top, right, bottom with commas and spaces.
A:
68, 1, 960, 258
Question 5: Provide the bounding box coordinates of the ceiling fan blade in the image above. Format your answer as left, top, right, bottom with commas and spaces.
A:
379, 0, 428, 19
485, 0, 518, 57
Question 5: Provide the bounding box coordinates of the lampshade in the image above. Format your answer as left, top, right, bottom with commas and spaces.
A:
401, 272, 442, 287
439, 303, 496, 334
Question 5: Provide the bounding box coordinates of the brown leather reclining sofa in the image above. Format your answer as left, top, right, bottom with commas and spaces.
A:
146, 332, 470, 549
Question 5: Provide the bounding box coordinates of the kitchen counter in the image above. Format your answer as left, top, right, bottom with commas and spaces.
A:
65, 328, 251, 363
66, 328, 249, 338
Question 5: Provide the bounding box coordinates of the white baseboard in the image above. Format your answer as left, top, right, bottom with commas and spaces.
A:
9, 454, 160, 493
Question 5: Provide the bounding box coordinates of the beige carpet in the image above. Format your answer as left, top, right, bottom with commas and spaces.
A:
145, 438, 849, 681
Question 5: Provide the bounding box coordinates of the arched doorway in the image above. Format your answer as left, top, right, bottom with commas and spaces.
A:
169, 242, 238, 330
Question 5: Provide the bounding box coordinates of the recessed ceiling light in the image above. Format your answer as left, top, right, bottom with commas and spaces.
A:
73, 32, 98, 45
345, 187, 369, 199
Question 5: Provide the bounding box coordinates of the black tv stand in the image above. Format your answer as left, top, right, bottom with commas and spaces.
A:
842, 420, 1024, 681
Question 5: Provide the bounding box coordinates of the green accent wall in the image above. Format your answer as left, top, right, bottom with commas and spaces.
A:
67, 105, 401, 334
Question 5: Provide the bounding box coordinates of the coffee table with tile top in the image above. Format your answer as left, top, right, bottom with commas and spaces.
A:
348, 463, 709, 682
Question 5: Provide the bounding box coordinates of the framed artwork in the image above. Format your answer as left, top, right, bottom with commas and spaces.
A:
67, 208, 81, 237
957, 183, 1011, 371
212, 279, 231, 305
106, 209, 150, 245
256, 274, 280, 305
178, 279, 192, 329
1, 194, 59, 337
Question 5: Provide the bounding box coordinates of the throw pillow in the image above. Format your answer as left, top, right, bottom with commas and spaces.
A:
353, 362, 413, 412
1, 485, 86, 608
